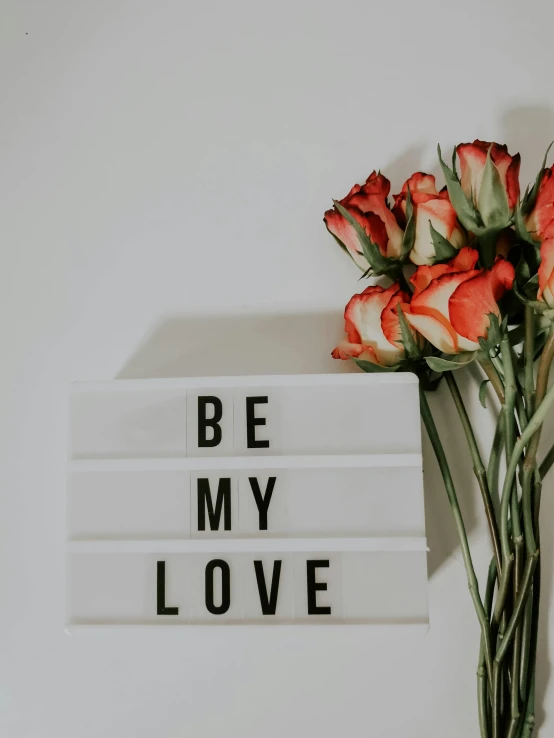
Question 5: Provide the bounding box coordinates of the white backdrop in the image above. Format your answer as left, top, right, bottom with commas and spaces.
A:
2, 1, 554, 736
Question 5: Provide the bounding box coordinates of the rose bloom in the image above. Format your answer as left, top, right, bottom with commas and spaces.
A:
526, 165, 554, 240
324, 172, 404, 269
332, 283, 415, 367
402, 247, 515, 354
393, 172, 466, 266
457, 140, 520, 211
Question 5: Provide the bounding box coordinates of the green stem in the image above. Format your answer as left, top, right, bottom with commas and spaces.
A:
511, 537, 524, 722
446, 372, 502, 574
522, 327, 554, 555
520, 569, 539, 738
478, 557, 498, 738
498, 377, 554, 566
480, 357, 505, 405
492, 661, 502, 738
520, 586, 533, 698
538, 442, 554, 479
495, 554, 539, 665
524, 305, 536, 418
501, 336, 522, 547
488, 414, 504, 518
419, 388, 493, 683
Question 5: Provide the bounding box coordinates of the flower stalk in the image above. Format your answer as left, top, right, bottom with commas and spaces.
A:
327, 137, 554, 736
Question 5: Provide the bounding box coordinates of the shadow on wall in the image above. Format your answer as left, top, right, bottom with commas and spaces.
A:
501, 104, 554, 182
117, 309, 479, 580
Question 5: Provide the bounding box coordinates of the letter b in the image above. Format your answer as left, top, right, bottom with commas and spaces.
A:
198, 396, 223, 447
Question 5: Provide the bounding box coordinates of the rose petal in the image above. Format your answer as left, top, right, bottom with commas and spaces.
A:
504, 153, 521, 210
345, 173, 404, 259
331, 341, 378, 362
538, 222, 554, 307
526, 168, 554, 240
449, 259, 515, 342
410, 270, 481, 351
457, 142, 488, 204
403, 310, 458, 354
457, 140, 520, 209
410, 247, 479, 294
410, 198, 464, 266
381, 291, 411, 349
343, 284, 404, 366
324, 205, 388, 267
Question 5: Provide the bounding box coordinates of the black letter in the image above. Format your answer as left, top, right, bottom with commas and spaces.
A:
246, 396, 269, 448
198, 396, 223, 447
249, 476, 276, 530
157, 561, 179, 615
205, 559, 230, 615
197, 478, 231, 531
254, 560, 282, 615
306, 560, 331, 615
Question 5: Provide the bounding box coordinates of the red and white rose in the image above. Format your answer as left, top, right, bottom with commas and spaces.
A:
457, 140, 521, 213
402, 247, 515, 354
332, 283, 415, 367
324, 172, 404, 269
393, 172, 466, 266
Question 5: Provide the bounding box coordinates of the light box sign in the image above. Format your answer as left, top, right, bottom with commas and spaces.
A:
67, 374, 428, 627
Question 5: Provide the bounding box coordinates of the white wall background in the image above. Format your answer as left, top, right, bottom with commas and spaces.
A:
2, 1, 554, 736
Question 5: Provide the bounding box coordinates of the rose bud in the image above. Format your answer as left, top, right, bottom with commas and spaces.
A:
392, 172, 466, 266
324, 172, 404, 270
538, 222, 554, 307
456, 140, 521, 226
525, 166, 554, 241
332, 283, 415, 367
402, 247, 515, 354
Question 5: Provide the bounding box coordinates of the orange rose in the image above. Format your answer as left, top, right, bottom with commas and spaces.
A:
402, 247, 515, 354
525, 166, 554, 241
457, 140, 521, 213
332, 283, 414, 367
324, 172, 404, 270
393, 172, 466, 266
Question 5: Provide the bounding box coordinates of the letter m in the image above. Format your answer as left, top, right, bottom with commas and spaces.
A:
197, 478, 231, 531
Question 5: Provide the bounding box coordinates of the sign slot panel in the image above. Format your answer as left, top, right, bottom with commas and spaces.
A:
67, 551, 428, 625
69, 466, 424, 540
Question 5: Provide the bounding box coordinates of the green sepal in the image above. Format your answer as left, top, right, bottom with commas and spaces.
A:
352, 358, 399, 374
425, 351, 477, 372
514, 200, 539, 246
477, 313, 505, 354
400, 187, 416, 259
478, 146, 510, 229
333, 201, 388, 273
429, 221, 458, 261
438, 144, 484, 233
397, 305, 422, 360
479, 379, 490, 409
522, 141, 554, 216
512, 276, 554, 317
476, 229, 500, 269
357, 265, 373, 281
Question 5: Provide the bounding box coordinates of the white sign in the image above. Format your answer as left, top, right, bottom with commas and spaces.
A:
67, 374, 427, 627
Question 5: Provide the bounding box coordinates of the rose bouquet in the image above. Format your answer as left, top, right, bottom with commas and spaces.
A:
325, 140, 554, 738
